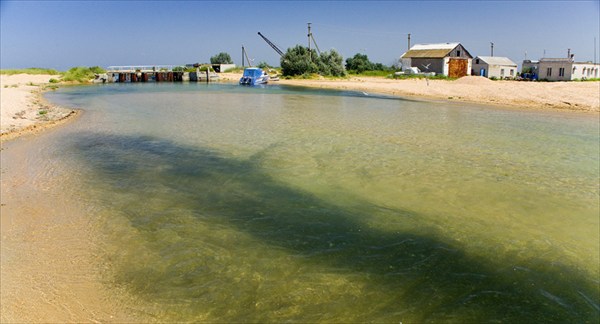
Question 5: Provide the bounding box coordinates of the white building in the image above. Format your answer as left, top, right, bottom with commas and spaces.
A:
539, 58, 599, 81
400, 43, 473, 77
471, 56, 518, 79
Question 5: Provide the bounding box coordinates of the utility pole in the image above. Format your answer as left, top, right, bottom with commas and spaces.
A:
307, 22, 312, 52
567, 48, 571, 59
408, 33, 411, 51
242, 46, 245, 67
490, 42, 494, 56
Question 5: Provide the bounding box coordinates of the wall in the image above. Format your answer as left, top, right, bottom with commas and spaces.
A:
410, 58, 445, 74
571, 63, 600, 80
473, 60, 519, 79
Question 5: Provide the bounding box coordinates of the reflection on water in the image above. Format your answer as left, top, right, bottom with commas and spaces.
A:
44, 83, 598, 322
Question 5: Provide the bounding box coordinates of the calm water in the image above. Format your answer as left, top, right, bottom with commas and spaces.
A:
41, 83, 598, 322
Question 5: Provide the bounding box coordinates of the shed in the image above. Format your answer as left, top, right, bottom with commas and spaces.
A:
401, 43, 473, 77
472, 56, 518, 79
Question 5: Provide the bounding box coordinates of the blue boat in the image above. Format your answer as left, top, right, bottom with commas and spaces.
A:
239, 67, 269, 86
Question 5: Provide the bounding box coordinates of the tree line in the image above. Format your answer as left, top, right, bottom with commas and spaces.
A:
209, 49, 393, 77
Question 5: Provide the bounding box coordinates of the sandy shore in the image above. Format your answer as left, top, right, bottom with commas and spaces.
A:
1, 74, 80, 141
222, 72, 600, 112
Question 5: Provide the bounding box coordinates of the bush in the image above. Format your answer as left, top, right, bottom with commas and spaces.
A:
281, 45, 345, 77
49, 78, 59, 83
210, 52, 233, 64
62, 66, 106, 82
346, 53, 373, 73
257, 61, 271, 69
345, 53, 392, 74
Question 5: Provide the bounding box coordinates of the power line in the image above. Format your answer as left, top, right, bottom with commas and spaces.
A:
311, 23, 407, 37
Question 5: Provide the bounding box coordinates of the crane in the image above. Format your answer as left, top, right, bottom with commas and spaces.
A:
257, 32, 284, 57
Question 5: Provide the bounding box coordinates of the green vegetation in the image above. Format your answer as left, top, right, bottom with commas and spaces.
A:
573, 77, 600, 82
345, 53, 393, 74
389, 74, 452, 80
0, 68, 61, 75
257, 61, 271, 69
49, 78, 60, 83
348, 70, 394, 77
173, 66, 196, 73
281, 45, 345, 77
210, 52, 233, 64
61, 66, 105, 82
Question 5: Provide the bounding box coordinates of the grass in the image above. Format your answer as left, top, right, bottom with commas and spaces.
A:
1, 66, 106, 83
0, 68, 61, 75
61, 66, 105, 82
389, 74, 453, 81
348, 70, 395, 77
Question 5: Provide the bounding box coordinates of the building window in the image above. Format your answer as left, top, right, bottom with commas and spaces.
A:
501, 69, 505, 76
547, 67, 552, 77
476, 59, 480, 64
457, 50, 461, 57
510, 69, 514, 76
559, 67, 565, 77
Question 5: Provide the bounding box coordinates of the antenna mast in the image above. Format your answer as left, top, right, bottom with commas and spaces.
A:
307, 22, 321, 56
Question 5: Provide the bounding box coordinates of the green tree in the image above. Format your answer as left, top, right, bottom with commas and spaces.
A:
345, 53, 374, 73
345, 54, 391, 73
210, 52, 233, 64
281, 45, 345, 77
281, 45, 318, 76
317, 49, 346, 77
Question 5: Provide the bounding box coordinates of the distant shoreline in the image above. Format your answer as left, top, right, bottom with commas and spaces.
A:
221, 72, 600, 113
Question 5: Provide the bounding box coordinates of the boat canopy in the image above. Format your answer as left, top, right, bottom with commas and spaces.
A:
243, 68, 264, 78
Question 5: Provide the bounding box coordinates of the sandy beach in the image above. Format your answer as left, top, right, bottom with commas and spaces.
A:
1, 74, 79, 141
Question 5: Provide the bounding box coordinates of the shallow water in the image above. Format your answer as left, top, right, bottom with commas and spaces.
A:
36, 82, 600, 321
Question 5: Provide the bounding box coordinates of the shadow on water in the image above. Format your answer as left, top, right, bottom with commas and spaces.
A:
71, 133, 599, 322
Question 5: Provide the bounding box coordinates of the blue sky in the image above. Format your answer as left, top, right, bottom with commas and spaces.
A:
1, 1, 599, 70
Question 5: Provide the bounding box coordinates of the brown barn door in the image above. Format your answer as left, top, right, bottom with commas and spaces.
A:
448, 58, 468, 78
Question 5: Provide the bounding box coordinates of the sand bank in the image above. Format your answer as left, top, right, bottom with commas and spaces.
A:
221, 72, 600, 112
1, 74, 80, 141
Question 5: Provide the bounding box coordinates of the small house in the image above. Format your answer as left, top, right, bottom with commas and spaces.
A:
472, 56, 518, 79
538, 58, 599, 81
400, 43, 473, 77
